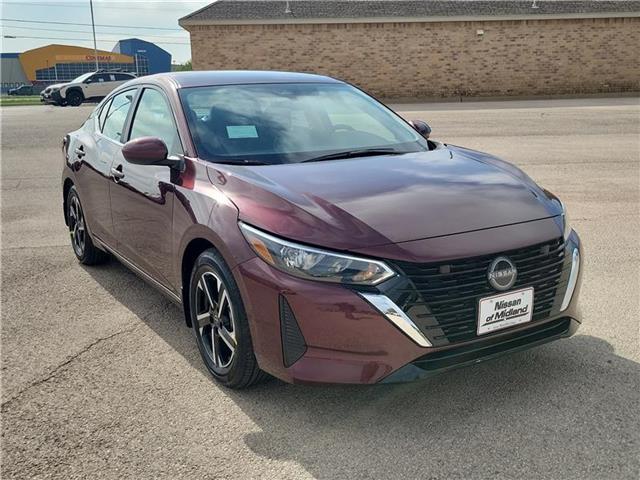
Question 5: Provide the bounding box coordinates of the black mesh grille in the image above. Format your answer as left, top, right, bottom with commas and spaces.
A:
279, 296, 307, 367
387, 238, 569, 346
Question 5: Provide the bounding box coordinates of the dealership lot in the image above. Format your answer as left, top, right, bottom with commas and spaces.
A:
1, 98, 639, 479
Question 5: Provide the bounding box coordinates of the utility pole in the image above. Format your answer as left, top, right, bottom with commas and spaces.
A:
89, 0, 99, 71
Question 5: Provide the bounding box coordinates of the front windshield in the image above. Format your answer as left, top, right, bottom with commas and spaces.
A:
179, 83, 427, 164
71, 72, 94, 83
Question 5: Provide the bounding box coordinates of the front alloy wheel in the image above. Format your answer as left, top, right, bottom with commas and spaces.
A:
189, 249, 267, 388
194, 271, 237, 371
66, 90, 83, 106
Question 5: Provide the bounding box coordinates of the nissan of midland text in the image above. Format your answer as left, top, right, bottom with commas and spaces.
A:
62, 71, 582, 388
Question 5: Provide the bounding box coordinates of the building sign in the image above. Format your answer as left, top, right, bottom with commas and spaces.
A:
85, 54, 114, 62
55, 54, 132, 63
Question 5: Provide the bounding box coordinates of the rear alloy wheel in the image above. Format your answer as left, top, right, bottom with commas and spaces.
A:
190, 250, 267, 389
66, 90, 83, 107
68, 194, 86, 257
66, 186, 109, 265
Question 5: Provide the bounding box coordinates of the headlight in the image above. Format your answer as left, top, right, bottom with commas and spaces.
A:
239, 222, 396, 285
560, 200, 571, 240
51, 87, 60, 92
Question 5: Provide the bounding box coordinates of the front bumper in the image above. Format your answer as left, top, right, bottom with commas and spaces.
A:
232, 228, 583, 385
234, 257, 424, 384
41, 90, 63, 105
382, 316, 579, 382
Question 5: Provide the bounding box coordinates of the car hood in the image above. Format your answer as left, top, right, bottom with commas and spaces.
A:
45, 83, 66, 91
208, 145, 562, 250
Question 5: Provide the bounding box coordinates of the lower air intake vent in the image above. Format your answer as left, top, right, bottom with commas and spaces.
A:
279, 295, 307, 367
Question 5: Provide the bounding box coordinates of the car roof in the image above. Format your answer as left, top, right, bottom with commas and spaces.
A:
127, 70, 343, 89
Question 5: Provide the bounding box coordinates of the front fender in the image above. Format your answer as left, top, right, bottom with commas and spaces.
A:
172, 160, 255, 318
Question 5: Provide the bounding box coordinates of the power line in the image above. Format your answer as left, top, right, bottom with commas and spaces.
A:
0, 1, 208, 4
0, 17, 184, 31
0, 1, 201, 10
3, 34, 190, 45
1, 23, 189, 40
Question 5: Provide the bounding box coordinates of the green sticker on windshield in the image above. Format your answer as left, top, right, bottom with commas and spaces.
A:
226, 125, 258, 139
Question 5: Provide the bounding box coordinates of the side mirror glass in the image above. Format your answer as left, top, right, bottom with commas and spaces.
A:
122, 137, 178, 168
84, 78, 93, 84
409, 120, 431, 139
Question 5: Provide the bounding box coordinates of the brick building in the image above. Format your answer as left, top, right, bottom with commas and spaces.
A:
180, 0, 640, 99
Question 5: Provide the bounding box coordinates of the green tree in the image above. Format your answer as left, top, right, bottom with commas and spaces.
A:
175, 60, 192, 71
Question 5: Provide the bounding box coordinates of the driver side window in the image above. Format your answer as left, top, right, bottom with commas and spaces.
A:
129, 88, 183, 156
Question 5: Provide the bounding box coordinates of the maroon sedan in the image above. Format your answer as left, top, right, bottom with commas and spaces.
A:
62, 71, 582, 388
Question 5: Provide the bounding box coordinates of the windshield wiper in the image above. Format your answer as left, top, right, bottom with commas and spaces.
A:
211, 159, 270, 166
301, 148, 404, 163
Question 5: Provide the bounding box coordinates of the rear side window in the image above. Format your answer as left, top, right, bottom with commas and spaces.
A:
129, 88, 183, 156
93, 74, 114, 82
101, 90, 135, 142
115, 73, 133, 81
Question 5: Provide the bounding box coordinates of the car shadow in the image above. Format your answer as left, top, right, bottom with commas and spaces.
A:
85, 260, 640, 479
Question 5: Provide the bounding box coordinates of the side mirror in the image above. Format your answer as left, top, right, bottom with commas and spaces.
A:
84, 78, 92, 84
122, 137, 182, 169
409, 120, 431, 139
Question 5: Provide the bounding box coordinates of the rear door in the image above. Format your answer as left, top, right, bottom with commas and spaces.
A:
109, 74, 134, 95
95, 73, 116, 97
73, 89, 135, 246
109, 86, 183, 289
103, 73, 124, 97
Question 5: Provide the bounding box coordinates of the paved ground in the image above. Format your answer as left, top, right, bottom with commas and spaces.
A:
1, 98, 639, 479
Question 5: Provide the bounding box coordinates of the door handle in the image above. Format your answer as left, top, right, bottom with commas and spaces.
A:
111, 165, 125, 181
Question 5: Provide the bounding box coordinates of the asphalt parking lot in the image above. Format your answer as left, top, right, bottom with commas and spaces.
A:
2, 97, 639, 479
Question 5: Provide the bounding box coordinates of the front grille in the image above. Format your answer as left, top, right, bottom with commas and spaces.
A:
385, 238, 570, 347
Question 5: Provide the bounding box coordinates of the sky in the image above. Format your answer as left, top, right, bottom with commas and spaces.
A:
0, 0, 214, 63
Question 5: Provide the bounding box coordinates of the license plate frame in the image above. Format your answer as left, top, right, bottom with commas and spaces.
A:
477, 287, 534, 336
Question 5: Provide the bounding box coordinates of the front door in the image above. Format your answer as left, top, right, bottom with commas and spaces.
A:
109, 87, 183, 290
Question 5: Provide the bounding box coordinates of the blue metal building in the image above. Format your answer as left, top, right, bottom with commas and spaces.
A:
112, 38, 171, 76
0, 52, 28, 92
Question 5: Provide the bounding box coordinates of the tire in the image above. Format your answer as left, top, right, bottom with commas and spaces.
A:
66, 186, 109, 265
189, 249, 268, 389
66, 90, 84, 107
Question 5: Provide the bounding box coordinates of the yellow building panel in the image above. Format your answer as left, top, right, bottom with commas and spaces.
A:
19, 44, 133, 81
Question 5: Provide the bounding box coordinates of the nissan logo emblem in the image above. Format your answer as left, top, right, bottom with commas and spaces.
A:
487, 256, 517, 291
